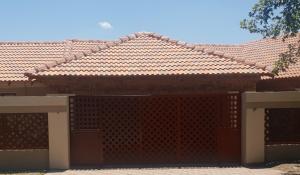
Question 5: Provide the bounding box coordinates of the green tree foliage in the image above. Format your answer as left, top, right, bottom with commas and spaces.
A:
241, 0, 300, 75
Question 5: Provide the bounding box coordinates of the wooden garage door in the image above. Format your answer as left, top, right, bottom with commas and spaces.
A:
70, 94, 241, 167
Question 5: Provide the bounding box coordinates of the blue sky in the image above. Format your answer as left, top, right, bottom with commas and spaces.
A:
0, 0, 261, 44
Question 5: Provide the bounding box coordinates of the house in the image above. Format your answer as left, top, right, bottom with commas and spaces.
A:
197, 36, 300, 91
0, 32, 299, 169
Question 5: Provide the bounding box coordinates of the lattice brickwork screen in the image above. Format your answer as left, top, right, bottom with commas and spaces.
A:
265, 108, 300, 144
101, 97, 141, 164
70, 96, 101, 131
70, 94, 241, 165
224, 94, 241, 129
0, 113, 48, 149
141, 97, 178, 164
180, 95, 221, 163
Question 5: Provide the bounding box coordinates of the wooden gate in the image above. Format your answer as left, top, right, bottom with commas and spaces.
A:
70, 94, 241, 167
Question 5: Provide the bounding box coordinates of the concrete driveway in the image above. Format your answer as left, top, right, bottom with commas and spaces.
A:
46, 167, 283, 175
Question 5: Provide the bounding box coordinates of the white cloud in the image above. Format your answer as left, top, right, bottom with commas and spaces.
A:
98, 21, 113, 30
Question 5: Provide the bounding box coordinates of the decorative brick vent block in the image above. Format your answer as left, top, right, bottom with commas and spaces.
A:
0, 113, 48, 149
265, 108, 300, 145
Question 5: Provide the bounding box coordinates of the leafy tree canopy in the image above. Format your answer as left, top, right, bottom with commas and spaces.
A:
241, 0, 300, 75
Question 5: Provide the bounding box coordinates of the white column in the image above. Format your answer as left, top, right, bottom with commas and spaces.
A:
48, 111, 70, 169
242, 108, 265, 164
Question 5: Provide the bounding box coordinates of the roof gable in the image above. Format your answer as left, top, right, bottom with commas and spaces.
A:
26, 32, 270, 78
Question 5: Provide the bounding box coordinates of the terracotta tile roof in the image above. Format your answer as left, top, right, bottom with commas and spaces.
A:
242, 36, 300, 79
25, 32, 270, 78
0, 40, 107, 81
197, 35, 300, 79
195, 44, 243, 58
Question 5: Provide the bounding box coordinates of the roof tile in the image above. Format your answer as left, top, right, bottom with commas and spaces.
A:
4, 32, 293, 81
26, 32, 269, 78
0, 40, 107, 81
197, 35, 300, 79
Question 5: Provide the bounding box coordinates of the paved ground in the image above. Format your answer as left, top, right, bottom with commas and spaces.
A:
271, 163, 300, 175
0, 172, 44, 175
46, 167, 283, 175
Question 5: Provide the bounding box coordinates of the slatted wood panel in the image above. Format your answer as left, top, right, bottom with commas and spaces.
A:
0, 113, 48, 150
218, 94, 241, 162
70, 97, 103, 166
265, 108, 300, 145
70, 94, 241, 166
